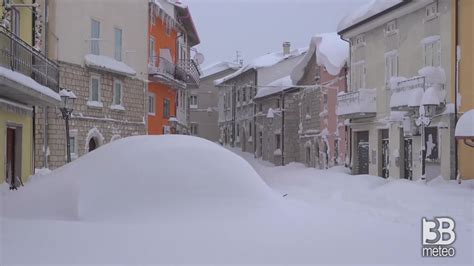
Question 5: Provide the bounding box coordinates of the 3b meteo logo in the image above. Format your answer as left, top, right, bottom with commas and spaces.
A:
422, 217, 456, 257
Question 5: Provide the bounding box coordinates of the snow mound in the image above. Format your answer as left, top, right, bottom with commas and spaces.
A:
455, 109, 474, 138
337, 0, 403, 32
255, 75, 293, 99
2, 135, 277, 221
214, 48, 307, 85
291, 32, 348, 83
418, 66, 446, 84
85, 54, 136, 76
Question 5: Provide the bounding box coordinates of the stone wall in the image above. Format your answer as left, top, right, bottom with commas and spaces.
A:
35, 61, 147, 169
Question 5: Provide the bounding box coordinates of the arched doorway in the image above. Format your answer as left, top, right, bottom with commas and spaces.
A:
88, 138, 97, 152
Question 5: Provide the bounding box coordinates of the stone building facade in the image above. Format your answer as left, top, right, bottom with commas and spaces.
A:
35, 61, 146, 169
254, 86, 300, 165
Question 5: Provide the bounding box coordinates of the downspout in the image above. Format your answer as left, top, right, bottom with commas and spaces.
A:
44, 0, 50, 168
254, 71, 258, 156
281, 91, 285, 166
339, 34, 352, 169
454, 0, 460, 182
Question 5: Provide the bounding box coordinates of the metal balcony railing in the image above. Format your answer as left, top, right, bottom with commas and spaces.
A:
390, 76, 425, 110
0, 27, 59, 92
337, 89, 376, 118
148, 56, 200, 86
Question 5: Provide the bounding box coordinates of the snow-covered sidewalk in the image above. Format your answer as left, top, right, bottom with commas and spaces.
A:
230, 147, 474, 264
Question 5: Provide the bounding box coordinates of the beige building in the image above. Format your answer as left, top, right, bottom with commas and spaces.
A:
35, 0, 149, 169
338, 0, 455, 180
191, 62, 239, 141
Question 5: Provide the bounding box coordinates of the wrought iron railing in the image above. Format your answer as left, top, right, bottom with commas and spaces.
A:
0, 27, 59, 92
149, 56, 200, 86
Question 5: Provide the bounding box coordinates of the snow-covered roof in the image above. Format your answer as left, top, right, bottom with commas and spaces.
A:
214, 48, 307, 86
0, 66, 61, 103
200, 61, 240, 79
337, 0, 403, 32
291, 32, 348, 83
455, 109, 474, 138
254, 75, 293, 99
85, 54, 136, 76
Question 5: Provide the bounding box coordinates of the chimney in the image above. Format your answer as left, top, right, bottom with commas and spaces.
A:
283, 42, 291, 55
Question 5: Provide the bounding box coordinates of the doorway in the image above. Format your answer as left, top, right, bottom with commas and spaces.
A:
356, 131, 369, 174
6, 126, 22, 188
88, 138, 97, 152
404, 138, 413, 180
381, 129, 390, 178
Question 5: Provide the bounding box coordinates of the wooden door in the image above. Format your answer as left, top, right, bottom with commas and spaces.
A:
6, 128, 16, 185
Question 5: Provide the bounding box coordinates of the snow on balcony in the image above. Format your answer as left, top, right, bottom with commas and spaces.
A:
390, 76, 424, 110
336, 89, 376, 118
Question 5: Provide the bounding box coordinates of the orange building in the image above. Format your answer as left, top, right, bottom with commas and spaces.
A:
147, 1, 200, 135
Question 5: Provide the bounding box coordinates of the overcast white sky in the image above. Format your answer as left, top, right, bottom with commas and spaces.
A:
184, 0, 370, 68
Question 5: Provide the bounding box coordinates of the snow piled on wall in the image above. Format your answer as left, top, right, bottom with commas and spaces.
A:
200, 61, 240, 79
214, 48, 307, 85
85, 54, 137, 76
255, 75, 293, 99
337, 0, 403, 32
291, 32, 348, 84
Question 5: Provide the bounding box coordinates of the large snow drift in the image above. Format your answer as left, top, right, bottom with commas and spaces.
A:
291, 32, 348, 83
2, 135, 277, 221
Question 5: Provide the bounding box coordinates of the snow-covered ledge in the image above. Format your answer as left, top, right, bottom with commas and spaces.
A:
110, 104, 125, 111
87, 101, 104, 109
85, 54, 137, 77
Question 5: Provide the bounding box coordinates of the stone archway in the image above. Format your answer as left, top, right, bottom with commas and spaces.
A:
85, 127, 104, 153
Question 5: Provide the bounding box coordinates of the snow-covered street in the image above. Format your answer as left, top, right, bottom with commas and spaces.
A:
0, 136, 472, 265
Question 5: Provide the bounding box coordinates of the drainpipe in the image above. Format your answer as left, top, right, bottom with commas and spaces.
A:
339, 34, 352, 169
281, 91, 285, 166
454, 0, 460, 182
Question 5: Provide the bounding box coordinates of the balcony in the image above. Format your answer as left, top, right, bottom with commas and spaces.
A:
337, 89, 376, 119
148, 56, 200, 89
390, 76, 425, 111
0, 27, 60, 106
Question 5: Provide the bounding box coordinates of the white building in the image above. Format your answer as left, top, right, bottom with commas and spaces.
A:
337, 0, 455, 180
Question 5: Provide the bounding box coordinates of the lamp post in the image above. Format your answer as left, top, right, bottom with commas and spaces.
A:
416, 103, 437, 181
59, 89, 76, 163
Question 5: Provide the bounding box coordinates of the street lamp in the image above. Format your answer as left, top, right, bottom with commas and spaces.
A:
59, 89, 77, 163
416, 87, 440, 181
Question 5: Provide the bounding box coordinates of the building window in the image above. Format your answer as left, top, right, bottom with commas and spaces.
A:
89, 75, 101, 103
165, 16, 172, 36
351, 61, 365, 90
258, 103, 262, 112
91, 19, 100, 55
243, 88, 247, 102
237, 90, 241, 102
190, 95, 198, 109
114, 28, 122, 61
148, 92, 156, 115
424, 39, 441, 67
385, 51, 399, 83
385, 20, 397, 36
275, 134, 281, 149
426, 2, 438, 19
191, 124, 198, 135
149, 37, 156, 64
69, 130, 78, 160
276, 99, 280, 108
113, 79, 123, 106
323, 93, 328, 110
354, 35, 365, 47
163, 98, 170, 118
249, 123, 252, 137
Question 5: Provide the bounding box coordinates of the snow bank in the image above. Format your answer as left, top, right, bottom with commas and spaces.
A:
85, 54, 136, 76
214, 48, 306, 85
0, 66, 61, 102
255, 75, 293, 99
337, 0, 403, 32
455, 109, 474, 138
291, 33, 348, 83
200, 61, 240, 79
2, 135, 277, 221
